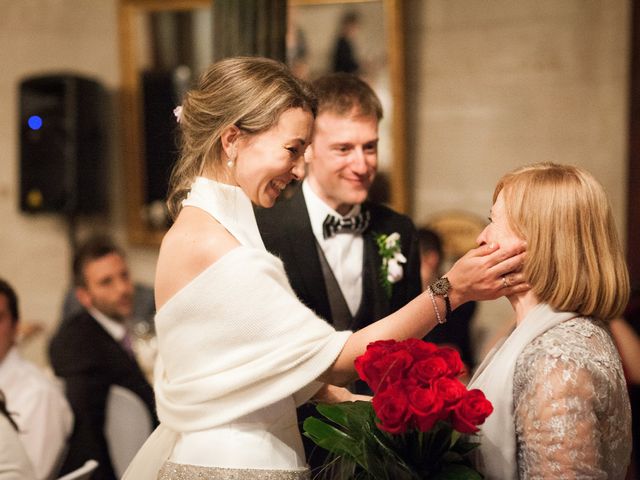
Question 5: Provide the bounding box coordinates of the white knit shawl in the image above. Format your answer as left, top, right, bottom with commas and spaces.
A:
123, 178, 351, 479
468, 303, 578, 479
154, 247, 351, 429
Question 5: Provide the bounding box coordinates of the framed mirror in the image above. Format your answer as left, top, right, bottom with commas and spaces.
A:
119, 0, 406, 246
119, 0, 212, 245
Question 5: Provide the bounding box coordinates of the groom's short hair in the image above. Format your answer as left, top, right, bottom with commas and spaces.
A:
312, 73, 383, 121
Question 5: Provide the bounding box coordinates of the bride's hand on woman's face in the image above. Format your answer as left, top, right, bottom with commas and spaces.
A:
445, 241, 529, 309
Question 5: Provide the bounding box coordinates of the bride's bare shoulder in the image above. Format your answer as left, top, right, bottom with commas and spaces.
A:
155, 207, 239, 308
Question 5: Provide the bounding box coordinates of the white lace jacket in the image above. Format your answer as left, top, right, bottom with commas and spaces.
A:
513, 318, 631, 479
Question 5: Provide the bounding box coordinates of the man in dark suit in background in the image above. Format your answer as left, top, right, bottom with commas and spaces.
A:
49, 236, 157, 480
255, 73, 422, 475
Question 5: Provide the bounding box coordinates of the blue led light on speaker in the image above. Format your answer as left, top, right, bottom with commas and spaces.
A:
28, 115, 43, 130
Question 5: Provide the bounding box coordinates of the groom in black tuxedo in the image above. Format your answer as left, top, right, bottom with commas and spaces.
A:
255, 73, 421, 474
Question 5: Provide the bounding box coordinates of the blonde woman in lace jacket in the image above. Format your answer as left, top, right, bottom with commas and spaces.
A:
469, 163, 632, 479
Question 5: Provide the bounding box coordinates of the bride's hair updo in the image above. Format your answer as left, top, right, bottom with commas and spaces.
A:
166, 57, 317, 219
495, 162, 629, 320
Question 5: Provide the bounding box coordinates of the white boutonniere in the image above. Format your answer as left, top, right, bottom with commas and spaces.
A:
375, 232, 407, 297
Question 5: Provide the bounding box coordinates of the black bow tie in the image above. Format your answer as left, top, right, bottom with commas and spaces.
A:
322, 210, 370, 239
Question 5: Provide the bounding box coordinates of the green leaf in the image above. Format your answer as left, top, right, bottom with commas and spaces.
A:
441, 451, 464, 463
431, 463, 483, 480
316, 401, 373, 430
302, 417, 363, 459
450, 430, 461, 447
304, 403, 484, 480
452, 440, 480, 455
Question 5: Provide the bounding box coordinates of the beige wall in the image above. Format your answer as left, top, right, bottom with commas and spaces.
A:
405, 0, 630, 357
0, 0, 631, 365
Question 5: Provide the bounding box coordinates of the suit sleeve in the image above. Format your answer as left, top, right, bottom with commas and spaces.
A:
397, 221, 423, 307
49, 325, 116, 480
404, 225, 422, 304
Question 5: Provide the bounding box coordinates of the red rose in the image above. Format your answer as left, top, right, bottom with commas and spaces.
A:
410, 356, 450, 385
372, 381, 412, 434
400, 338, 438, 361
355, 340, 398, 384
408, 384, 445, 432
450, 389, 494, 434
433, 347, 464, 377
356, 347, 413, 393
434, 377, 467, 407
367, 339, 400, 354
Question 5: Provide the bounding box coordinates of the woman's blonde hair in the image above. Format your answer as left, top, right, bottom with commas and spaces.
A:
166, 57, 317, 218
495, 162, 629, 320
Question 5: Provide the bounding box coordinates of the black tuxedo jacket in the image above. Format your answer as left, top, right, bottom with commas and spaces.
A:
49, 311, 158, 480
255, 185, 422, 331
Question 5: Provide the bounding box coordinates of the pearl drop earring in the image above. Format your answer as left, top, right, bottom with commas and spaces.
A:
227, 150, 236, 168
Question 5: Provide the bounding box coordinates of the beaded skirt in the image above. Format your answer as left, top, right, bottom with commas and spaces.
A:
158, 462, 311, 480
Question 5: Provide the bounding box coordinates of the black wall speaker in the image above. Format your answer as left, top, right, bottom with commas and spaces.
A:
19, 74, 107, 214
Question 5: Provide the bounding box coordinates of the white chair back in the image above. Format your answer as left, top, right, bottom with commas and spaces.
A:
104, 385, 153, 478
56, 459, 98, 480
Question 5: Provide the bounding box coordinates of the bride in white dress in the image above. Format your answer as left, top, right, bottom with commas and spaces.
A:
123, 57, 529, 480
469, 163, 632, 479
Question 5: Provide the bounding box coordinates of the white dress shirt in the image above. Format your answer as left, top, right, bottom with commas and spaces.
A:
0, 347, 73, 480
302, 181, 364, 316
88, 307, 127, 343
0, 411, 36, 480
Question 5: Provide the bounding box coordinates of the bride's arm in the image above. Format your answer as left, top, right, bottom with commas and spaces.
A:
319, 242, 527, 386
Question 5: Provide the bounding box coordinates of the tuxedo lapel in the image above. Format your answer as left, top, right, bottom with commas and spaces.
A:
85, 315, 145, 372
362, 223, 390, 323
257, 187, 333, 323
288, 191, 333, 321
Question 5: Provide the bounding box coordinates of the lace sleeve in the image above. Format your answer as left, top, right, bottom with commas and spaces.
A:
514, 354, 607, 479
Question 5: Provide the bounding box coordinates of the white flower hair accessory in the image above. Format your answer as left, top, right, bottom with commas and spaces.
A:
375, 232, 407, 297
173, 105, 183, 123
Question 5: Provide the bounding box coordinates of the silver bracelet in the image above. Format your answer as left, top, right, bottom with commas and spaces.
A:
428, 287, 446, 324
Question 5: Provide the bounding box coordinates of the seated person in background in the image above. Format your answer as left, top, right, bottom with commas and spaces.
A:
60, 270, 158, 377
0, 279, 73, 480
610, 316, 640, 382
49, 236, 157, 480
609, 289, 640, 478
0, 390, 37, 480
468, 163, 632, 479
418, 227, 476, 371
60, 278, 155, 333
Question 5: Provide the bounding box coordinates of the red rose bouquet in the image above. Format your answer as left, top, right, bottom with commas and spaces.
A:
303, 339, 493, 479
